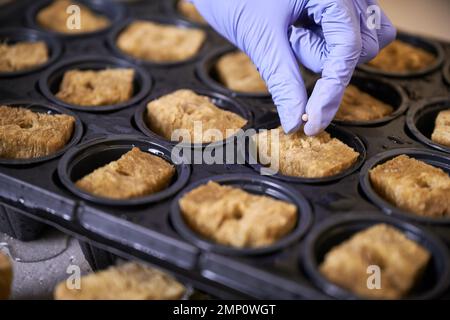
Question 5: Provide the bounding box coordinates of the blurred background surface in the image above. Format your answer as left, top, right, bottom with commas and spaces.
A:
379, 0, 450, 42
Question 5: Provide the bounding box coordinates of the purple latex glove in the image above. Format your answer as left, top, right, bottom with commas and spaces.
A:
192, 0, 396, 135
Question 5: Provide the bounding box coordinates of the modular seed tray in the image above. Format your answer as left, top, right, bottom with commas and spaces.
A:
0, 0, 449, 299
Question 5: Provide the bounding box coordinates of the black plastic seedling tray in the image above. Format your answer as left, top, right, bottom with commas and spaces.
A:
1, 0, 450, 299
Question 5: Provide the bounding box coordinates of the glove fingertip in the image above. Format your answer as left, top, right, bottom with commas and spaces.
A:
303, 121, 322, 137
280, 118, 302, 134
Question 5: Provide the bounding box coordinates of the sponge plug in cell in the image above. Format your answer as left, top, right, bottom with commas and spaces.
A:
0, 251, 12, 300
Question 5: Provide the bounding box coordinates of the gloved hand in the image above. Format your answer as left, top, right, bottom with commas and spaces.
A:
192, 0, 396, 135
